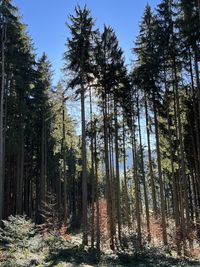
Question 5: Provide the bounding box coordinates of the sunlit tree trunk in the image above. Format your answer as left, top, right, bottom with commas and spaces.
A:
144, 95, 157, 217
89, 87, 95, 248
103, 93, 115, 250
81, 83, 88, 245
172, 58, 190, 232
136, 94, 150, 241
131, 89, 141, 246
122, 118, 130, 226
153, 91, 168, 245
114, 98, 121, 243
94, 119, 100, 251
164, 68, 180, 253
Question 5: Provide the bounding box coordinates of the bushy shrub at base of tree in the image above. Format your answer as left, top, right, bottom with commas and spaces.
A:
0, 215, 74, 266
0, 215, 43, 252
0, 215, 45, 266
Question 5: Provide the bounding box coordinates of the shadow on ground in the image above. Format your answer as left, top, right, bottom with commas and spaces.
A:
45, 246, 200, 267
46, 246, 100, 266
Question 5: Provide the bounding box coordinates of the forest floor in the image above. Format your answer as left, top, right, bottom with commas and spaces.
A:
42, 236, 200, 267
1, 227, 200, 267
44, 246, 200, 267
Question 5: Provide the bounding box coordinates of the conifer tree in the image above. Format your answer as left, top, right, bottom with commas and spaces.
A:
64, 5, 96, 245
133, 4, 168, 245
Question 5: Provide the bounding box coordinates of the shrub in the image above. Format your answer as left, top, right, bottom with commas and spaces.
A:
0, 215, 43, 252
0, 215, 46, 267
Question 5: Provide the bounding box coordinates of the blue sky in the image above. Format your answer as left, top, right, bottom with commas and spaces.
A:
13, 0, 161, 85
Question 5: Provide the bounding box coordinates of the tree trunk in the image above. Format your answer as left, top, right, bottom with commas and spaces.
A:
153, 92, 168, 245
172, 57, 190, 237
0, 23, 6, 225
89, 87, 95, 248
131, 89, 142, 247
16, 120, 24, 215
62, 92, 67, 225
103, 93, 114, 250
188, 47, 200, 196
40, 116, 46, 218
94, 119, 100, 251
114, 98, 121, 243
144, 96, 157, 217
137, 94, 150, 241
164, 67, 181, 253
122, 119, 130, 226
81, 85, 88, 245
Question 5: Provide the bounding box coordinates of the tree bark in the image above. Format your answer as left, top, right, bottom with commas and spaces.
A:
114, 98, 121, 243
81, 84, 88, 245
137, 94, 150, 241
103, 93, 115, 250
153, 92, 168, 245
62, 92, 67, 225
0, 24, 6, 225
144, 96, 157, 217
122, 119, 130, 226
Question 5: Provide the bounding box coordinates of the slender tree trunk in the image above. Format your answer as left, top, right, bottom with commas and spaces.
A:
114, 98, 121, 243
188, 48, 200, 195
57, 169, 62, 212
170, 14, 190, 245
16, 119, 24, 214
81, 84, 88, 245
193, 48, 200, 123
172, 82, 187, 253
164, 67, 181, 253
109, 117, 116, 242
94, 120, 100, 251
153, 92, 168, 245
172, 57, 190, 235
44, 121, 47, 192
0, 23, 6, 225
136, 95, 150, 241
40, 116, 46, 218
122, 119, 130, 226
144, 96, 157, 217
191, 172, 199, 221
131, 89, 141, 246
103, 93, 114, 250
89, 87, 95, 248
193, 47, 200, 207
62, 92, 67, 225
131, 127, 142, 246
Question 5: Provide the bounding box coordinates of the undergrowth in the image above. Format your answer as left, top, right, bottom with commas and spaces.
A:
0, 215, 200, 267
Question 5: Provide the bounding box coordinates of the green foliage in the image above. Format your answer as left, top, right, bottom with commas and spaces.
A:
64, 5, 96, 95
44, 231, 68, 253
0, 215, 43, 252
46, 245, 101, 266
0, 215, 45, 267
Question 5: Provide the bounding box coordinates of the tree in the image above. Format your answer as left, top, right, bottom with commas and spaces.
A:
64, 5, 96, 245
34, 54, 52, 222
0, 0, 7, 225
133, 4, 168, 245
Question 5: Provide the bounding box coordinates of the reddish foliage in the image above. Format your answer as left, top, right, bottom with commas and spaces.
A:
190, 248, 200, 259
149, 216, 162, 243
94, 198, 109, 241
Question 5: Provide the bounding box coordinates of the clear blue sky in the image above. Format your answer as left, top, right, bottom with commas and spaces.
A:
13, 0, 160, 85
